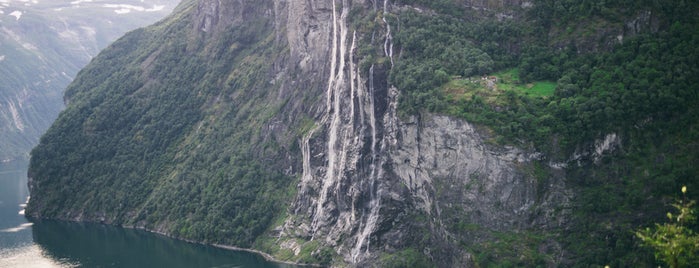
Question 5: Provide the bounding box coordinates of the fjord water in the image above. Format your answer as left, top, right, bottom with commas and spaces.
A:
0, 161, 294, 268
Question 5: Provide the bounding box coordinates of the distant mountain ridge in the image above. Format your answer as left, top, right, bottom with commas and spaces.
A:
0, 0, 179, 161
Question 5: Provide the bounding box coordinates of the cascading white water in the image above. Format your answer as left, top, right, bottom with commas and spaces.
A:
383, 0, 394, 66
349, 31, 360, 224
351, 1, 393, 260
300, 127, 316, 188
313, 0, 351, 233
351, 63, 381, 262
349, 35, 356, 128
312, 0, 339, 233
297, 0, 394, 262
325, 0, 339, 113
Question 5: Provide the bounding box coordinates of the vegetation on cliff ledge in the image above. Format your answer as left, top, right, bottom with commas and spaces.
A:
389, 0, 699, 266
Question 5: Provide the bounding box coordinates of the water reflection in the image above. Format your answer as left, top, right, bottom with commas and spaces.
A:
0, 160, 32, 253
0, 244, 78, 268
1, 222, 34, 233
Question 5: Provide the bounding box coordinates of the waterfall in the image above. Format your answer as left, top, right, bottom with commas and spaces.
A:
313, 0, 351, 233
300, 127, 316, 188
325, 0, 339, 112
382, 0, 394, 66
352, 2, 392, 258
293, 0, 395, 262
312, 0, 340, 232
351, 64, 382, 262
352, 32, 368, 140
349, 31, 357, 130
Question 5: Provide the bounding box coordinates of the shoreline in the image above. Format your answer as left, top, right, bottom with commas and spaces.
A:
121, 224, 322, 267
24, 216, 321, 267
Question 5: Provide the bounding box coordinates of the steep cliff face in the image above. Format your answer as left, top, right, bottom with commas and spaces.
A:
28, 0, 699, 267
305, 0, 562, 265
26, 0, 569, 266
272, 1, 568, 265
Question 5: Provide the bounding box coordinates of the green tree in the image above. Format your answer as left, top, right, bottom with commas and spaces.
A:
636, 186, 699, 268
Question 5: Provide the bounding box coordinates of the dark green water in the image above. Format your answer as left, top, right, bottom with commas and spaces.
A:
0, 160, 296, 268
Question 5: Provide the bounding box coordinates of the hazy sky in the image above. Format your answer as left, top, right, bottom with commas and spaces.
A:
0, 0, 178, 18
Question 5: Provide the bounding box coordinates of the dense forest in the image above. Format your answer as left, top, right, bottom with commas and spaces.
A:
26, 0, 699, 266
388, 0, 699, 266
29, 1, 292, 249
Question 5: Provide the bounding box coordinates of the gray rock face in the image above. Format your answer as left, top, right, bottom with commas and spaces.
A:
194, 0, 276, 34
265, 1, 570, 266
280, 1, 391, 263
390, 115, 542, 229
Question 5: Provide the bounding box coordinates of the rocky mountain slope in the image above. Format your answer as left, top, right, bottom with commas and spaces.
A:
26, 0, 699, 267
0, 0, 178, 161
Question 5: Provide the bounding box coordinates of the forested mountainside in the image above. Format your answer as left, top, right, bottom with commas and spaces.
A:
27, 0, 699, 267
0, 0, 178, 162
